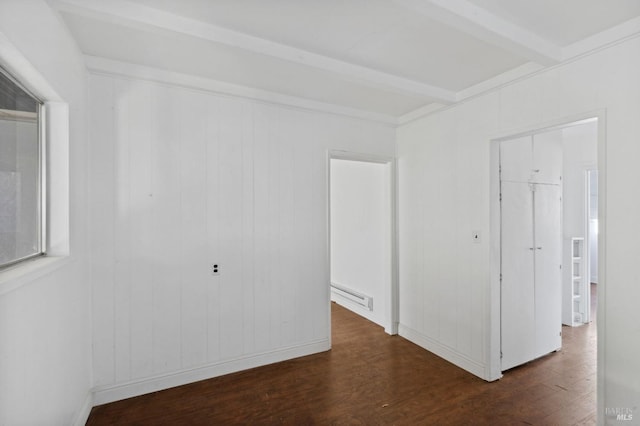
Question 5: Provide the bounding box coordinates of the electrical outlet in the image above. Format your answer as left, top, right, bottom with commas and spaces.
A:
211, 264, 220, 276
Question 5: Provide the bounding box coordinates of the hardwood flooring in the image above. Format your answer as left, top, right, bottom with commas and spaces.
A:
87, 289, 597, 425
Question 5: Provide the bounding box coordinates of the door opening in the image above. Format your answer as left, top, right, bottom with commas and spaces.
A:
496, 117, 599, 373
328, 152, 397, 336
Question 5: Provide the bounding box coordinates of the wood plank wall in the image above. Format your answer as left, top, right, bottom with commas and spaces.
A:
88, 73, 395, 399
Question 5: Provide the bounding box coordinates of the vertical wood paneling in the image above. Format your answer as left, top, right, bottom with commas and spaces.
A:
437, 120, 459, 350
278, 110, 296, 347
252, 104, 272, 353
291, 111, 313, 343
217, 98, 245, 360
113, 79, 132, 383
268, 107, 282, 349
128, 82, 154, 379
178, 90, 209, 368
310, 117, 329, 342
151, 85, 182, 374
241, 103, 255, 354
89, 75, 116, 386
89, 74, 395, 391
205, 96, 221, 363
454, 116, 474, 357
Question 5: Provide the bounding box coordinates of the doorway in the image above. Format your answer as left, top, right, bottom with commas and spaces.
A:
494, 117, 599, 373
328, 152, 397, 335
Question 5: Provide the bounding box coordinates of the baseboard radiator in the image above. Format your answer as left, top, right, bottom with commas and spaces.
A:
331, 282, 373, 311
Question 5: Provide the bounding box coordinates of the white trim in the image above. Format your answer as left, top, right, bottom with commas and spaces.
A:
72, 392, 94, 426
488, 138, 503, 381
327, 151, 399, 336
398, 324, 489, 380
85, 56, 398, 126
0, 256, 73, 297
456, 62, 544, 102
329, 150, 395, 164
398, 103, 446, 126
54, 0, 455, 103
390, 156, 400, 335
0, 33, 62, 102
564, 15, 640, 60
45, 102, 70, 256
596, 111, 607, 426
489, 117, 598, 144
92, 339, 330, 406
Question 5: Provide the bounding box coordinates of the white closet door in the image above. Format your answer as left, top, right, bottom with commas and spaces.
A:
501, 181, 535, 371
532, 130, 563, 184
533, 184, 563, 358
500, 136, 532, 183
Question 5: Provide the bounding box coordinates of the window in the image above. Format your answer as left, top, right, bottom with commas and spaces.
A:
0, 67, 44, 268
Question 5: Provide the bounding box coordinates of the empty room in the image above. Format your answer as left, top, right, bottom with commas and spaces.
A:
1, 1, 640, 424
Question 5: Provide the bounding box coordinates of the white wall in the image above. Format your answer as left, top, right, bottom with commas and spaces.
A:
562, 122, 598, 241
561, 122, 597, 325
397, 35, 640, 417
88, 71, 396, 402
0, 1, 92, 425
330, 159, 391, 329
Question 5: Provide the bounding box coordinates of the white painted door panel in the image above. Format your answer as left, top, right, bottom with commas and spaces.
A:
500, 181, 535, 371
500, 132, 562, 185
500, 136, 532, 183
533, 184, 563, 358
532, 130, 563, 185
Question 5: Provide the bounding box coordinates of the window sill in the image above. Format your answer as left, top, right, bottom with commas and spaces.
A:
0, 255, 73, 297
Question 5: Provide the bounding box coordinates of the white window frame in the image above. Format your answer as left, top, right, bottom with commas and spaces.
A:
0, 33, 70, 295
0, 66, 46, 269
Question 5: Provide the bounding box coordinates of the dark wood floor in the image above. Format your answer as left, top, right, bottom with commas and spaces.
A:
87, 287, 597, 425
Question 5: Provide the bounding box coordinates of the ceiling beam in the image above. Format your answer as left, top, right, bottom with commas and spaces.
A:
392, 0, 562, 66
52, 0, 456, 104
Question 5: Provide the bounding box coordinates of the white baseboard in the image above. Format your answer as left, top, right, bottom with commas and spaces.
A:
73, 391, 93, 426
92, 339, 330, 406
398, 324, 487, 380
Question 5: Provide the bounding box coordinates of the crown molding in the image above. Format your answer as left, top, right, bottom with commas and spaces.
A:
84, 56, 399, 126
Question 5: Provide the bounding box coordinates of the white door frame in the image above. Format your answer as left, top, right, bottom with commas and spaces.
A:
584, 167, 600, 323
327, 150, 399, 339
488, 110, 607, 384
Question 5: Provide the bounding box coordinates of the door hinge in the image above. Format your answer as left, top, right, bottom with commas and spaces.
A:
499, 193, 502, 202
500, 351, 503, 359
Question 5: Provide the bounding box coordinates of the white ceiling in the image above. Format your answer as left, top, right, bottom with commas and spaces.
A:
467, 0, 640, 46
51, 0, 640, 122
